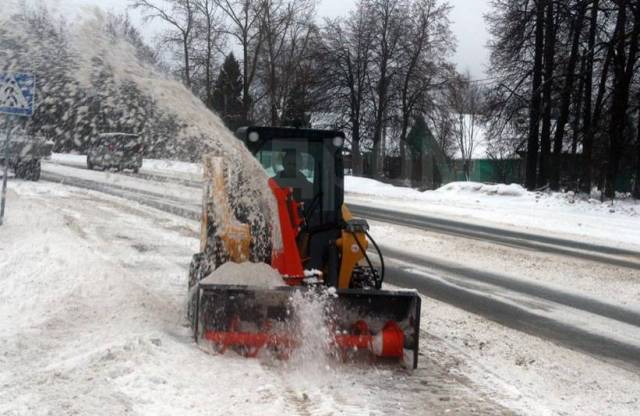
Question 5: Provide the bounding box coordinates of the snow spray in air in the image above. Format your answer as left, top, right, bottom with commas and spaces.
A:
0, 5, 281, 258
285, 288, 340, 377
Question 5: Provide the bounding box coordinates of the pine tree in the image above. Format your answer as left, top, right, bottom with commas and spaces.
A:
407, 115, 453, 188
281, 77, 311, 128
406, 115, 429, 158
211, 53, 244, 131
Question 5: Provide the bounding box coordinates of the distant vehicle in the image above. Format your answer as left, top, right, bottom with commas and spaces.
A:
0, 132, 53, 181
87, 133, 143, 173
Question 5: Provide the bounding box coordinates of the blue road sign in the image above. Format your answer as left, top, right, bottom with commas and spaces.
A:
0, 72, 36, 117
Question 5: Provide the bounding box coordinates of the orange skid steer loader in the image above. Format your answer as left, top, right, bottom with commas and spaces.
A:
188, 127, 421, 368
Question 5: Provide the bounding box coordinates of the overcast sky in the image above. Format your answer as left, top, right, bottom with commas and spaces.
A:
45, 0, 491, 79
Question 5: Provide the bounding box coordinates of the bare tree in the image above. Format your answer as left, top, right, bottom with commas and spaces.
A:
449, 72, 483, 180
549, 0, 588, 191
214, 0, 265, 123
258, 0, 316, 125
635, 98, 640, 198
192, 0, 225, 107
580, 0, 599, 193
524, 0, 546, 190
366, 0, 405, 178
395, 0, 453, 181
317, 10, 374, 175
605, 0, 640, 197
131, 0, 196, 88
487, 0, 640, 197
537, 0, 556, 188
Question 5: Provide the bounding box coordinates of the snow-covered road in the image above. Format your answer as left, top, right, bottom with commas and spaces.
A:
40, 161, 640, 345
1, 182, 510, 415
46, 154, 640, 269
2, 159, 640, 415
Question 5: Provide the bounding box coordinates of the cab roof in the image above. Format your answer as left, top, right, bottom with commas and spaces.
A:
235, 126, 345, 143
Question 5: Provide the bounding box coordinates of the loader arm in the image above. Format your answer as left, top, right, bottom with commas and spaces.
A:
336, 205, 369, 289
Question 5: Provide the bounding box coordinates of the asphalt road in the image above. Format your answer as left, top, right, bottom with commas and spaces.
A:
349, 203, 640, 271
40, 164, 640, 369
381, 247, 640, 370
51, 158, 640, 270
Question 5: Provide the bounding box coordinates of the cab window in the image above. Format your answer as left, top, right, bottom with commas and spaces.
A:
257, 149, 315, 183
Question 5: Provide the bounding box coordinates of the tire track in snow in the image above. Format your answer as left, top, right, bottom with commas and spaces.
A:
37, 166, 517, 414
40, 164, 640, 370
48, 159, 640, 270
41, 170, 201, 221
382, 255, 640, 371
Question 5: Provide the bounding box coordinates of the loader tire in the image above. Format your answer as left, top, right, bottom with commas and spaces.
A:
27, 160, 41, 181
15, 160, 41, 181
13, 160, 24, 179
187, 252, 212, 328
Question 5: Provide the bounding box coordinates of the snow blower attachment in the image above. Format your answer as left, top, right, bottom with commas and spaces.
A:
188, 127, 421, 368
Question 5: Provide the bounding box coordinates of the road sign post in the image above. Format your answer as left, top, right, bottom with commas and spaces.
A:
0, 72, 35, 226
1, 117, 13, 226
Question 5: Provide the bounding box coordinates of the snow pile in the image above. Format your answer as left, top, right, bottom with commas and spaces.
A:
200, 262, 285, 287
282, 289, 341, 402
345, 176, 427, 199
346, 176, 526, 199
437, 181, 526, 197
345, 176, 640, 248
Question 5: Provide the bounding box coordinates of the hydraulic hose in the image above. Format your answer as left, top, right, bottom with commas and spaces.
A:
349, 229, 385, 290
365, 229, 385, 289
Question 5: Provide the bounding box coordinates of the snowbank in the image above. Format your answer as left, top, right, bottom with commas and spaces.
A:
345, 176, 640, 248
346, 177, 527, 199
437, 181, 526, 197
345, 176, 427, 199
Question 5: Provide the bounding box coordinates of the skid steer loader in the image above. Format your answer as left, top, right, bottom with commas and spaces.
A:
188, 126, 421, 368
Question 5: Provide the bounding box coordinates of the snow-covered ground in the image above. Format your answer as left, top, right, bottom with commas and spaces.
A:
346, 176, 640, 250
0, 181, 508, 415
423, 296, 640, 416
50, 153, 202, 180
374, 222, 640, 415
3, 163, 640, 415
48, 153, 640, 251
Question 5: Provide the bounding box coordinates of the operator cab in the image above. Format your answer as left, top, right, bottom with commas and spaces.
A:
235, 126, 345, 229
236, 126, 346, 274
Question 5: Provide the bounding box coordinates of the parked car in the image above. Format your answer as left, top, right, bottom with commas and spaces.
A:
87, 133, 143, 173
0, 131, 53, 181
